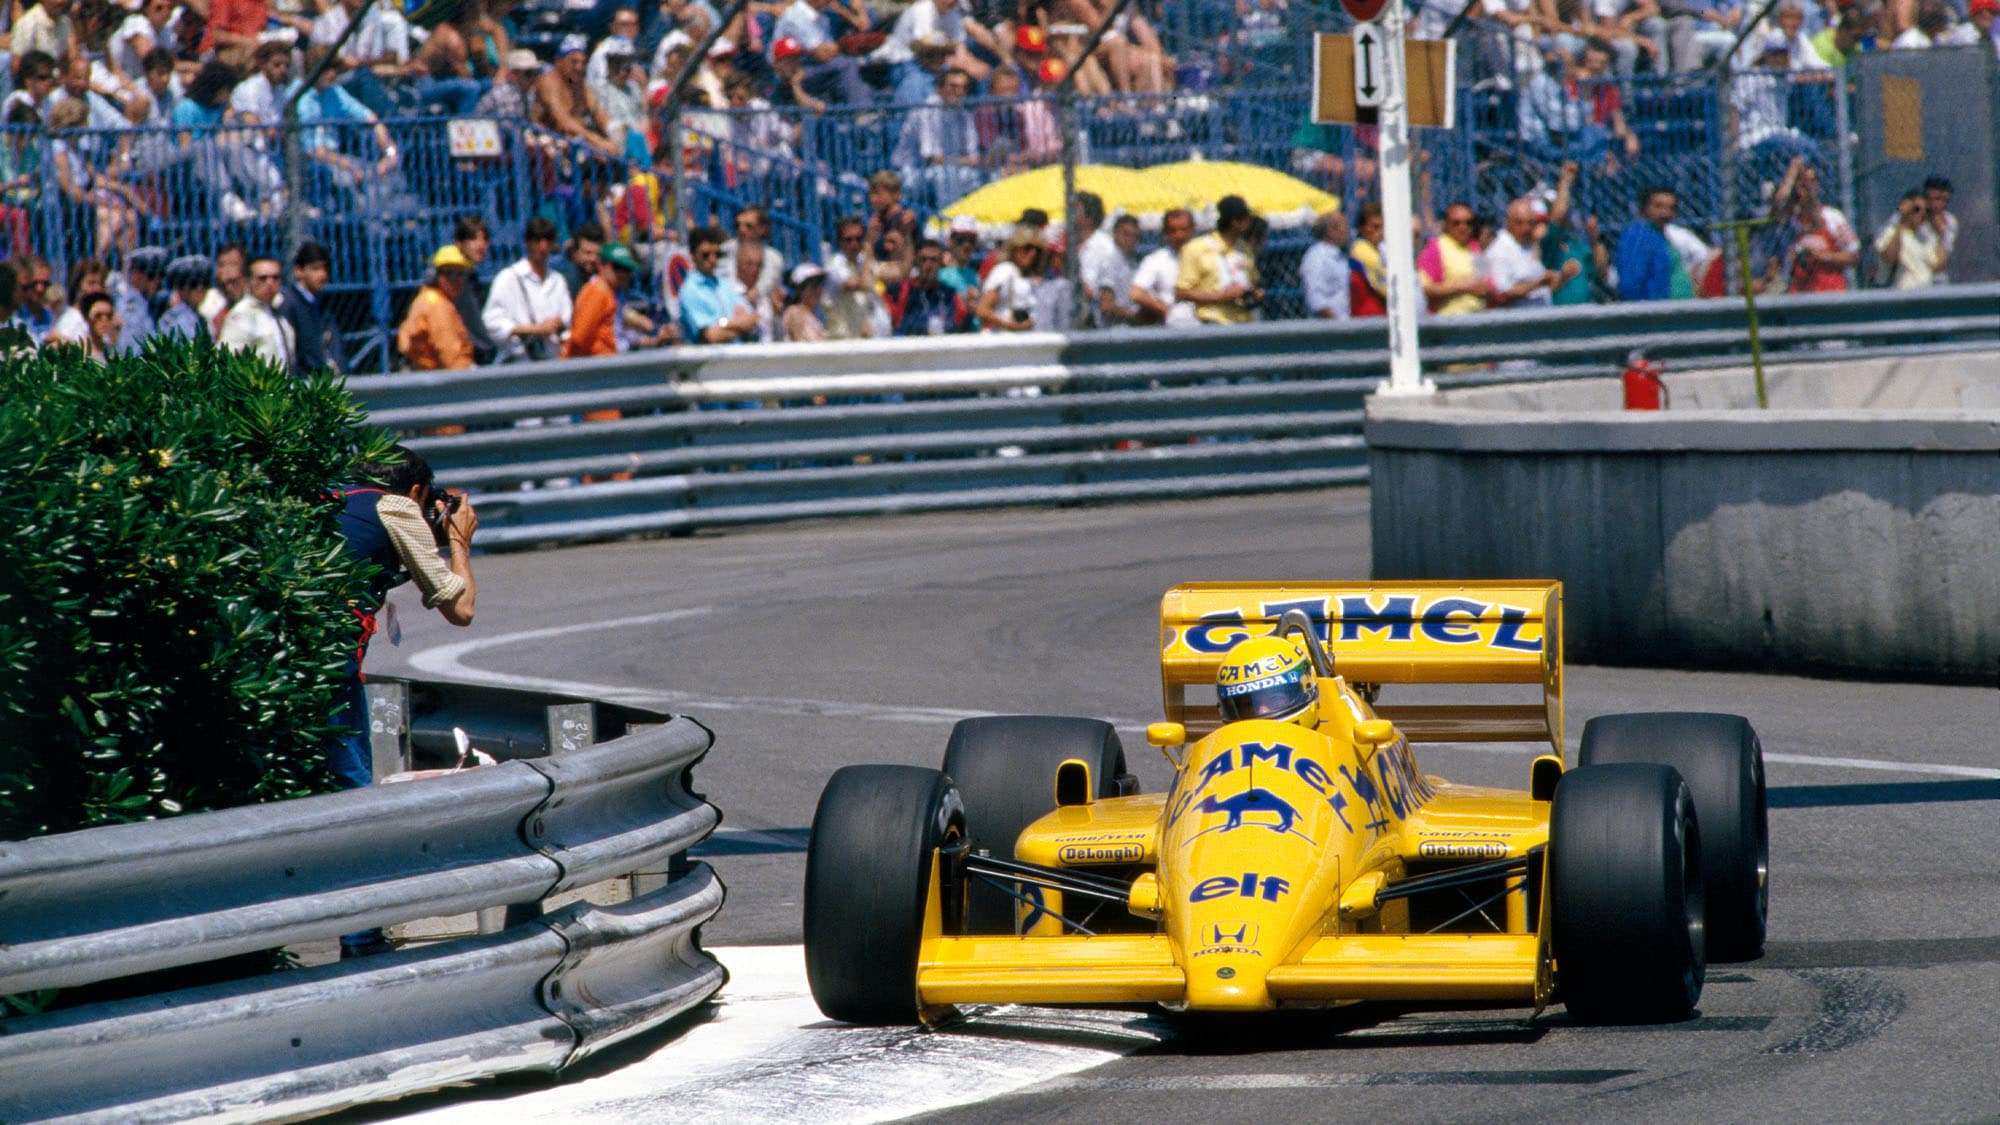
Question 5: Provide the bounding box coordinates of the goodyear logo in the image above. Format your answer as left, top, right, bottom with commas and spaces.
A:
1418, 841, 1508, 859
1059, 843, 1144, 864
1178, 595, 1544, 655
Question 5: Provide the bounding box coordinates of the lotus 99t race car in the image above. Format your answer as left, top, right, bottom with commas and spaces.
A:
804, 582, 1768, 1026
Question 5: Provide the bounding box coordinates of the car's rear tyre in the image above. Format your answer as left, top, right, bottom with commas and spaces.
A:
1580, 711, 1768, 960
943, 715, 1134, 934
1550, 763, 1706, 1024
803, 764, 963, 1025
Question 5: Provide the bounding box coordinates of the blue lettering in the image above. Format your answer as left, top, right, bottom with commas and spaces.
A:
1185, 612, 1251, 654
1296, 757, 1331, 794
1492, 606, 1545, 652
1239, 741, 1293, 771
1420, 598, 1488, 645
1197, 753, 1237, 789
1191, 876, 1238, 902
1189, 872, 1293, 903
1258, 598, 1331, 642
1336, 595, 1417, 642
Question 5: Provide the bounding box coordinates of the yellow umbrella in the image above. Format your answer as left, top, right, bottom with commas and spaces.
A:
1146, 160, 1340, 228
940, 165, 1201, 238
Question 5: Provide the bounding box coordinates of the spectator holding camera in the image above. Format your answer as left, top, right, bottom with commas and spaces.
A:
331, 445, 476, 789
1873, 189, 1944, 289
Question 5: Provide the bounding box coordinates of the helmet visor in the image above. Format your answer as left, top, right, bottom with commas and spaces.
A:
1217, 666, 1314, 722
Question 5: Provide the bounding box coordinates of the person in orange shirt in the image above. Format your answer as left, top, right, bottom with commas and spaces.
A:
561, 242, 650, 478
562, 241, 636, 360
398, 246, 477, 372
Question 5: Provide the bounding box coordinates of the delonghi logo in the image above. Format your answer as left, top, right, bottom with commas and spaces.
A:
1418, 841, 1508, 859
1059, 843, 1144, 864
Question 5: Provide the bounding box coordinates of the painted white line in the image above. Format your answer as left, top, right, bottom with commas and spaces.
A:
389, 945, 1162, 1124
407, 610, 2000, 781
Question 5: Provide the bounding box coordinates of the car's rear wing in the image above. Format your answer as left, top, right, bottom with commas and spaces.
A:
1159, 581, 1564, 754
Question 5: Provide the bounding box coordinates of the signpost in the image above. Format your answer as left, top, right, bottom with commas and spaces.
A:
1353, 23, 1384, 108
1313, 9, 1455, 398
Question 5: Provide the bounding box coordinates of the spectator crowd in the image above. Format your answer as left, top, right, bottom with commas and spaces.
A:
0, 0, 1989, 369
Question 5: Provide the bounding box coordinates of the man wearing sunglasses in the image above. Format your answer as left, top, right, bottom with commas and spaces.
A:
9, 256, 56, 345
677, 226, 760, 344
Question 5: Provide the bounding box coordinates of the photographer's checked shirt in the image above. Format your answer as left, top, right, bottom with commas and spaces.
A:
375, 493, 467, 609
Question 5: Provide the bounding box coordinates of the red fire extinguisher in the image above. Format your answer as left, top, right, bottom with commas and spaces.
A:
1623, 351, 1669, 410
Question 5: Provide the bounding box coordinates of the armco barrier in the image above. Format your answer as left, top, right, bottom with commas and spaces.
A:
345, 284, 2000, 548
0, 687, 724, 1124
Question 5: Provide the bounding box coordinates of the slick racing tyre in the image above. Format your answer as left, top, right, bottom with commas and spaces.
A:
1580, 712, 1768, 960
1549, 763, 1706, 1024
943, 716, 1135, 934
804, 765, 964, 1025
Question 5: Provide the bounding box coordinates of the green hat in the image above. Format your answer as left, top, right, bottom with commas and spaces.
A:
601, 242, 640, 271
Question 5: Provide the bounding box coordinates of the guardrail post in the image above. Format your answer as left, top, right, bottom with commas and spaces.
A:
365, 680, 411, 782
545, 702, 596, 755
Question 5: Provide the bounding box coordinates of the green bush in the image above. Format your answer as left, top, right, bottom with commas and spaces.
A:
0, 334, 396, 840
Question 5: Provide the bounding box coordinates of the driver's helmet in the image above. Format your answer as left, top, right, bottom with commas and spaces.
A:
1215, 635, 1318, 726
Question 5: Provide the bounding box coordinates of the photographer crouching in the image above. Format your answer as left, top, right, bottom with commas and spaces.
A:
331, 445, 478, 792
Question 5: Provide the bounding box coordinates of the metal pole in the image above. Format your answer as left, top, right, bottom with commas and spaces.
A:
1376, 0, 1431, 396
284, 0, 378, 259
1060, 86, 1082, 329
661, 0, 752, 243
1703, 0, 1789, 79
1056, 0, 1138, 331
1713, 218, 1769, 408
1833, 68, 1857, 289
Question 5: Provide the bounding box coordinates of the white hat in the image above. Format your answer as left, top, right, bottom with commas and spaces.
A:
790, 263, 827, 286
948, 214, 979, 234
506, 48, 543, 71
708, 36, 737, 57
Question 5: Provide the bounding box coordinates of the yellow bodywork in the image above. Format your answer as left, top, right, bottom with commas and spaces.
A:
913, 581, 1565, 1013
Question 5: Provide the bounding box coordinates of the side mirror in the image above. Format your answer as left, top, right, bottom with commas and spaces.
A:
1146, 722, 1186, 748
1355, 718, 1397, 748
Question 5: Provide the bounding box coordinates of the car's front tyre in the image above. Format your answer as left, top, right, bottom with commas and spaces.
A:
803, 764, 964, 1025
1549, 762, 1706, 1024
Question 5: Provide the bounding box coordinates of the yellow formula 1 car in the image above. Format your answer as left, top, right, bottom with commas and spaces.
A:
804, 582, 1768, 1026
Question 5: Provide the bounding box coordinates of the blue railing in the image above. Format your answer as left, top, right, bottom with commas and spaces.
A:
3, 61, 1871, 365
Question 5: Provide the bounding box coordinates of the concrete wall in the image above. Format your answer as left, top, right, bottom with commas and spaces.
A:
1366, 355, 2000, 682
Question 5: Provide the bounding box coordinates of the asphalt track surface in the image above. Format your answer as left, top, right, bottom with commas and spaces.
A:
360, 488, 2000, 1124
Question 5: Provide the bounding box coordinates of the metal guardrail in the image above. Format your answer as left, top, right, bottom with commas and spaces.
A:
0, 694, 724, 1123
349, 283, 2000, 549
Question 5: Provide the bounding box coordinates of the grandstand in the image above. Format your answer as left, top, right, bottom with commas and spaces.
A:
3, 0, 1941, 369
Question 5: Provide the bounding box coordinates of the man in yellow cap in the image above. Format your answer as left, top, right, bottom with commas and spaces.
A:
398, 245, 477, 371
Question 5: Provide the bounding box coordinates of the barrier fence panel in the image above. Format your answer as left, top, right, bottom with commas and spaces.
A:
0, 685, 726, 1123
327, 283, 2000, 549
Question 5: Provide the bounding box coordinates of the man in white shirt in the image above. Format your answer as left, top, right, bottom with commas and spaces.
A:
110, 0, 179, 82
1129, 207, 1196, 327
1081, 213, 1140, 326
719, 204, 786, 306
1298, 209, 1352, 319
12, 0, 74, 65
483, 216, 574, 363
219, 255, 298, 369
230, 41, 297, 126
1487, 197, 1576, 309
